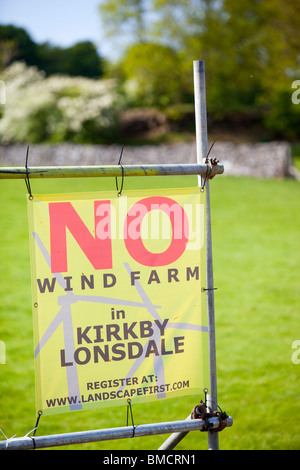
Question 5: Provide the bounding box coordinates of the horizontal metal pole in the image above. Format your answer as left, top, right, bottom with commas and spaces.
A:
158, 414, 234, 450
0, 416, 232, 450
0, 163, 224, 180
158, 415, 192, 450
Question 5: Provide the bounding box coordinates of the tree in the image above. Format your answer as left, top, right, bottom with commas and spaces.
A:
0, 62, 120, 144
35, 42, 66, 76
37, 41, 103, 78
99, 0, 149, 43
0, 25, 104, 78
0, 25, 38, 69
64, 41, 104, 78
121, 43, 188, 106
99, 0, 300, 136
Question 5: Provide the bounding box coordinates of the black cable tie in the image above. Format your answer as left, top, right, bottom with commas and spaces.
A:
26, 410, 42, 450
25, 145, 33, 200
201, 287, 218, 292
116, 146, 125, 197
205, 140, 216, 164
203, 388, 208, 409
201, 141, 216, 191
126, 399, 136, 438
33, 410, 43, 437
29, 435, 36, 450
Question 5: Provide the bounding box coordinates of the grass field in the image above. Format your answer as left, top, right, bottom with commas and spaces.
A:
0, 172, 300, 450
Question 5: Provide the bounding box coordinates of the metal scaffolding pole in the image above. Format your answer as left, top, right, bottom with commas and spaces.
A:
158, 60, 221, 452
158, 415, 192, 450
194, 59, 219, 451
0, 163, 223, 180
0, 416, 232, 450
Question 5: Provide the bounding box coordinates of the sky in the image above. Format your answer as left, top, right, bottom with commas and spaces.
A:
0, 0, 117, 59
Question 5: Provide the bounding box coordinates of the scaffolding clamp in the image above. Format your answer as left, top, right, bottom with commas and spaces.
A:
207, 157, 220, 180
191, 400, 229, 433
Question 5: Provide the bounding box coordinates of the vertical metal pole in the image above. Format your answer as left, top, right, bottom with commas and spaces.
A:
193, 60, 219, 450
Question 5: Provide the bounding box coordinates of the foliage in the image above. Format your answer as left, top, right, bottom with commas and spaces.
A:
120, 43, 191, 107
262, 87, 300, 138
36, 41, 104, 78
0, 62, 121, 144
0, 25, 104, 78
0, 24, 38, 69
99, 0, 149, 43
99, 0, 300, 138
2, 1, 300, 141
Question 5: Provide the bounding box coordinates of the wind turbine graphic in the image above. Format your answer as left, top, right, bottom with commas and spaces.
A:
32, 231, 207, 413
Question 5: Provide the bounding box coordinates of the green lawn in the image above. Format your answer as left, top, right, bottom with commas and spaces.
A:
0, 173, 300, 450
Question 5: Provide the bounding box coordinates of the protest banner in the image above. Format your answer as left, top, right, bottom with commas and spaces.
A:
28, 187, 209, 415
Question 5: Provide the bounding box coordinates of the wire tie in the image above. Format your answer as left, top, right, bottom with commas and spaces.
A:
26, 410, 42, 450
25, 145, 33, 200
33, 410, 43, 437
126, 399, 136, 438
201, 141, 216, 191
116, 146, 125, 197
203, 388, 208, 408
0, 428, 8, 440
0, 429, 17, 450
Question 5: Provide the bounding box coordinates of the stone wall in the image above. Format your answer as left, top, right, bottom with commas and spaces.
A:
0, 141, 296, 179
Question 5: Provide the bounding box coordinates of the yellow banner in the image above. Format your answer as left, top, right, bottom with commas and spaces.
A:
28, 187, 208, 415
